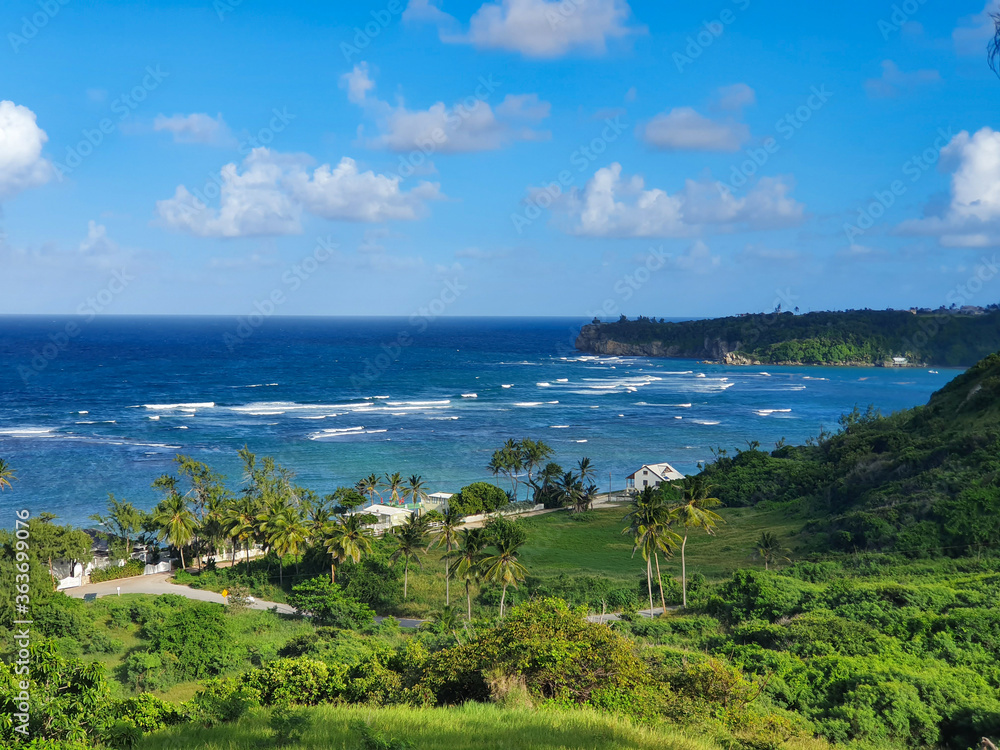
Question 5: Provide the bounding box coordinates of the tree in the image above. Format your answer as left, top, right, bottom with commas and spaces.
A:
481, 517, 528, 617
89, 493, 143, 562
329, 486, 366, 514
287, 576, 374, 628
384, 472, 405, 505
263, 505, 309, 585
490, 439, 525, 500
448, 527, 488, 620
577, 457, 595, 483
623, 487, 680, 615
26, 514, 94, 581
520, 438, 554, 487
389, 515, 427, 600
753, 531, 790, 571
0, 458, 15, 491
406, 474, 429, 506
557, 471, 584, 512
531, 461, 563, 505
324, 514, 373, 584
428, 506, 464, 606
151, 489, 198, 570
356, 473, 383, 504
174, 455, 229, 568
671, 477, 724, 607
222, 495, 259, 573
451, 482, 508, 515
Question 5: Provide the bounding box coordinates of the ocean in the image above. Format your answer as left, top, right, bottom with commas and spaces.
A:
0, 316, 959, 528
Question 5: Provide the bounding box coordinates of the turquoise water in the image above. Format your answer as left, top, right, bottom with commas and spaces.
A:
0, 316, 959, 527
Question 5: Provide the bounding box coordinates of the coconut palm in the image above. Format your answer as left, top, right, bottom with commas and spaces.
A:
324, 513, 373, 584
222, 496, 259, 573
152, 493, 199, 570
356, 473, 383, 505
577, 457, 595, 483
623, 487, 678, 615
428, 506, 464, 606
390, 515, 427, 600
89, 493, 142, 562
557, 471, 584, 512
406, 474, 429, 506
753, 531, 791, 571
0, 459, 16, 491
263, 505, 308, 585
520, 438, 554, 487
481, 532, 528, 618
502, 438, 525, 500
384, 472, 405, 505
580, 483, 599, 513
671, 477, 724, 608
426, 605, 462, 636
448, 527, 488, 620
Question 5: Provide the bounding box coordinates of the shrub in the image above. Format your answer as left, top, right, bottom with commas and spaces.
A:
450, 482, 509, 515
269, 705, 313, 747
144, 600, 233, 679
89, 560, 144, 583
287, 577, 375, 629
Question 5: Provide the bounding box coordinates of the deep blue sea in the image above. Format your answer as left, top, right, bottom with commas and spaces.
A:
0, 316, 961, 528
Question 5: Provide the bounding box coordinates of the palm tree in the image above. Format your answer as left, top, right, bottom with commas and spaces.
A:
428, 506, 464, 606
502, 439, 525, 500
390, 516, 427, 599
520, 438, 554, 487
222, 496, 259, 573
384, 472, 405, 505
448, 528, 488, 620
406, 474, 429, 506
152, 493, 199, 570
481, 532, 528, 618
324, 513, 373, 584
531, 461, 562, 504
671, 477, 724, 608
0, 458, 16, 491
623, 487, 676, 615
577, 457, 595, 483
426, 605, 462, 636
580, 483, 599, 513
753, 531, 790, 571
487, 453, 503, 488
263, 505, 308, 586
557, 471, 584, 512
357, 473, 383, 505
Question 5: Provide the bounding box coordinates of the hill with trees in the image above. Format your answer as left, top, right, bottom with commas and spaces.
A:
575, 308, 1000, 366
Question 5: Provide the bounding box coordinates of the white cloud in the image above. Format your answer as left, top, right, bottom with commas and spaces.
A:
639, 107, 749, 152
899, 127, 1000, 247
343, 64, 549, 153
156, 148, 443, 238
154, 113, 234, 146
340, 63, 376, 105
407, 0, 643, 58
953, 2, 997, 55
715, 83, 756, 111
864, 60, 940, 99
549, 162, 804, 238
0, 101, 53, 200
673, 240, 721, 272
496, 93, 551, 121
77, 221, 137, 270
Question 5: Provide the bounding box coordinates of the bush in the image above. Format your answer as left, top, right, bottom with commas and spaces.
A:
89, 560, 144, 583
143, 600, 233, 679
450, 482, 509, 516
270, 705, 313, 746
86, 630, 121, 655
338, 557, 403, 612
287, 577, 375, 629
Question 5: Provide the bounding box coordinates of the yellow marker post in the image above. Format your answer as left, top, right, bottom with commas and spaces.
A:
221, 589, 228, 598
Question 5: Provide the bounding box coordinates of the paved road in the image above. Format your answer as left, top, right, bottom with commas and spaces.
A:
586, 606, 680, 623
66, 573, 424, 628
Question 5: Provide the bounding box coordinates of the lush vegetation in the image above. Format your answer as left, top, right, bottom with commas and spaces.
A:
576, 309, 1000, 365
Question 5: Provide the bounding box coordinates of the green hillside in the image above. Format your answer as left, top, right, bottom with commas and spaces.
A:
575, 309, 1000, 366
701, 352, 1000, 555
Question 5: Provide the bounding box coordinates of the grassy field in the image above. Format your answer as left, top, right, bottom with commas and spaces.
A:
145, 703, 723, 750
387, 504, 812, 618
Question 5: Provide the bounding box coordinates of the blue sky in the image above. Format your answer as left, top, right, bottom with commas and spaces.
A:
2, 0, 999, 318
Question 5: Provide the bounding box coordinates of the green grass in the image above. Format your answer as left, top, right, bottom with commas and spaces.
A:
145, 703, 722, 750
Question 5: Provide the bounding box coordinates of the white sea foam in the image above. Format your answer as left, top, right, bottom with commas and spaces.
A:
514, 402, 544, 407
802, 376, 829, 381
501, 384, 513, 388
690, 420, 721, 425
148, 416, 160, 421
755, 409, 792, 416
696, 373, 706, 378
575, 439, 588, 443
537, 382, 552, 387
386, 400, 451, 407
79, 411, 89, 415
144, 402, 215, 410
0, 427, 59, 438
550, 425, 570, 429
556, 378, 569, 382
461, 393, 478, 398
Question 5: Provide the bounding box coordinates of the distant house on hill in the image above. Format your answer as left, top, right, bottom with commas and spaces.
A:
626, 462, 684, 492
348, 504, 414, 534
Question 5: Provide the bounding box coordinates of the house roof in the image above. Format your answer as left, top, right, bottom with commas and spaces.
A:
628, 462, 684, 483
427, 492, 454, 501
353, 504, 414, 517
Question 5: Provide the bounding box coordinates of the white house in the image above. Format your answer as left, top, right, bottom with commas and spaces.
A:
425, 492, 453, 511
349, 504, 415, 534
626, 462, 684, 492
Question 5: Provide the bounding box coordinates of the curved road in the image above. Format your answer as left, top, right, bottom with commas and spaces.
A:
66, 573, 425, 628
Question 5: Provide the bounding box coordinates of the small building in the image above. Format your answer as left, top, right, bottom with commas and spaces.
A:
349, 503, 415, 534
425, 492, 453, 511
892, 357, 908, 365
626, 462, 684, 492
